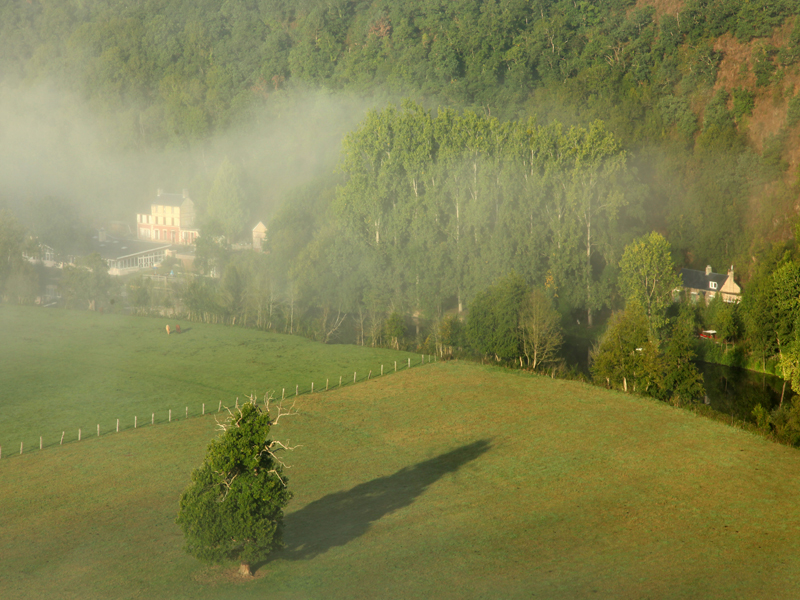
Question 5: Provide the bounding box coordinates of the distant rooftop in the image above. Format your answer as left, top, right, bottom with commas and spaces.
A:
152, 188, 191, 207
680, 267, 731, 290
92, 232, 171, 261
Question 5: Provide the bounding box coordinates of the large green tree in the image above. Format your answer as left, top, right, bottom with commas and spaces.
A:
176, 398, 293, 577
467, 272, 527, 362
591, 302, 650, 393
619, 231, 681, 335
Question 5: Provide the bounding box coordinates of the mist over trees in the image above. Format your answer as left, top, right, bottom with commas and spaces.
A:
2, 0, 800, 274
288, 101, 638, 326
4, 0, 800, 393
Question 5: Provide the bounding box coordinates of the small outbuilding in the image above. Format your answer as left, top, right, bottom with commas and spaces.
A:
252, 221, 268, 251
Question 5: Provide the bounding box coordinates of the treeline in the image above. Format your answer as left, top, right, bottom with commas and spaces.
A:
272, 101, 638, 327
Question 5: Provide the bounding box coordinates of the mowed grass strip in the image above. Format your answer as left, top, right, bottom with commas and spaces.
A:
2, 361, 800, 599
0, 305, 419, 451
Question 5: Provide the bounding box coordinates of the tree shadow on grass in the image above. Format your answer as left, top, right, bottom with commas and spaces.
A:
258, 439, 492, 570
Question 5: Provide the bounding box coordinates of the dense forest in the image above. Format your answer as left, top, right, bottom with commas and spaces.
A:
2, 0, 800, 271
7, 1, 800, 420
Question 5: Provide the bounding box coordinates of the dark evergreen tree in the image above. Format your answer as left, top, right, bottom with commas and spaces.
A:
176, 399, 293, 577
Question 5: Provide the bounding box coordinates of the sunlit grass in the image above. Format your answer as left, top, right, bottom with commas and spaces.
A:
2, 356, 800, 599
0, 305, 420, 453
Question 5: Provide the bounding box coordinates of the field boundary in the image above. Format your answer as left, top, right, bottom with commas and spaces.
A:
0, 354, 437, 460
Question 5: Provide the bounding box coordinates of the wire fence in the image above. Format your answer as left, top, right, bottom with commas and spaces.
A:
0, 354, 437, 461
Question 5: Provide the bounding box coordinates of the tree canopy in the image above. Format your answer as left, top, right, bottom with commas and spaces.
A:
619, 232, 681, 335
176, 398, 293, 577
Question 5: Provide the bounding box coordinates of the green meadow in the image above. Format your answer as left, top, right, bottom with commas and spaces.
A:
2, 308, 800, 598
0, 305, 418, 452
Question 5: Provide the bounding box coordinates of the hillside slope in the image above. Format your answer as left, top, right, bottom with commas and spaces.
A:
2, 361, 800, 599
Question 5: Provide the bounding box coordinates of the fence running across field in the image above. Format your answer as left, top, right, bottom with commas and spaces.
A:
0, 354, 436, 461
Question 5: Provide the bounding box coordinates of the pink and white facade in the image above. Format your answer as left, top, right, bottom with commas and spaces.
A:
136, 189, 199, 245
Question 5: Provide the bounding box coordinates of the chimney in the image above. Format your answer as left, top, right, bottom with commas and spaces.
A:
99, 228, 106, 242
728, 265, 734, 279
182, 189, 188, 198
157, 188, 163, 197
705, 265, 712, 276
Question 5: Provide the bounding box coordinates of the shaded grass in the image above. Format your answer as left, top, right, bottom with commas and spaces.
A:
2, 360, 800, 598
0, 305, 419, 452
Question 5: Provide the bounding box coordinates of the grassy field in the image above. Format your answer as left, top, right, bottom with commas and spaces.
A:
0, 305, 419, 452
2, 317, 800, 598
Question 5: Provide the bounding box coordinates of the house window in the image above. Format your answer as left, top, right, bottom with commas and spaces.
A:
709, 281, 717, 290
155, 230, 160, 240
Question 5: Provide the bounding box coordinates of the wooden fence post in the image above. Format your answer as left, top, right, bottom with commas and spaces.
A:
408, 358, 411, 368
395, 361, 397, 372
295, 385, 299, 396
203, 403, 205, 415
218, 401, 222, 412
339, 375, 342, 387
61, 431, 65, 445
116, 419, 119, 433
152, 413, 154, 425
169, 410, 171, 422
381, 365, 383, 375
40, 436, 42, 450
311, 382, 314, 393
134, 417, 137, 429
354, 371, 357, 383
368, 370, 372, 380
20, 442, 23, 455
97, 424, 99, 437
185, 407, 188, 419
326, 378, 329, 391
79, 428, 82, 441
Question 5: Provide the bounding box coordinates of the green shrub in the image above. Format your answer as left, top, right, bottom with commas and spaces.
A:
752, 403, 771, 430
753, 45, 778, 87
732, 88, 755, 120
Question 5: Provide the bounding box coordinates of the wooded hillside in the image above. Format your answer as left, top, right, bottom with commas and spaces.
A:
3, 0, 800, 289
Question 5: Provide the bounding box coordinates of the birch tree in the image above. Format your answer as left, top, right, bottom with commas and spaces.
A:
519, 287, 563, 370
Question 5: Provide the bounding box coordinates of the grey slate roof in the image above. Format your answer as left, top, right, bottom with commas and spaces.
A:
680, 268, 729, 291
92, 234, 171, 261
152, 193, 185, 207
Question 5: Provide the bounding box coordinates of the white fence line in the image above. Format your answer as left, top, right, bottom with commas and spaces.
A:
1, 355, 437, 460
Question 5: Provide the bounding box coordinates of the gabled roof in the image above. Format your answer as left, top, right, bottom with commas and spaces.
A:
680, 268, 729, 291
252, 221, 268, 233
